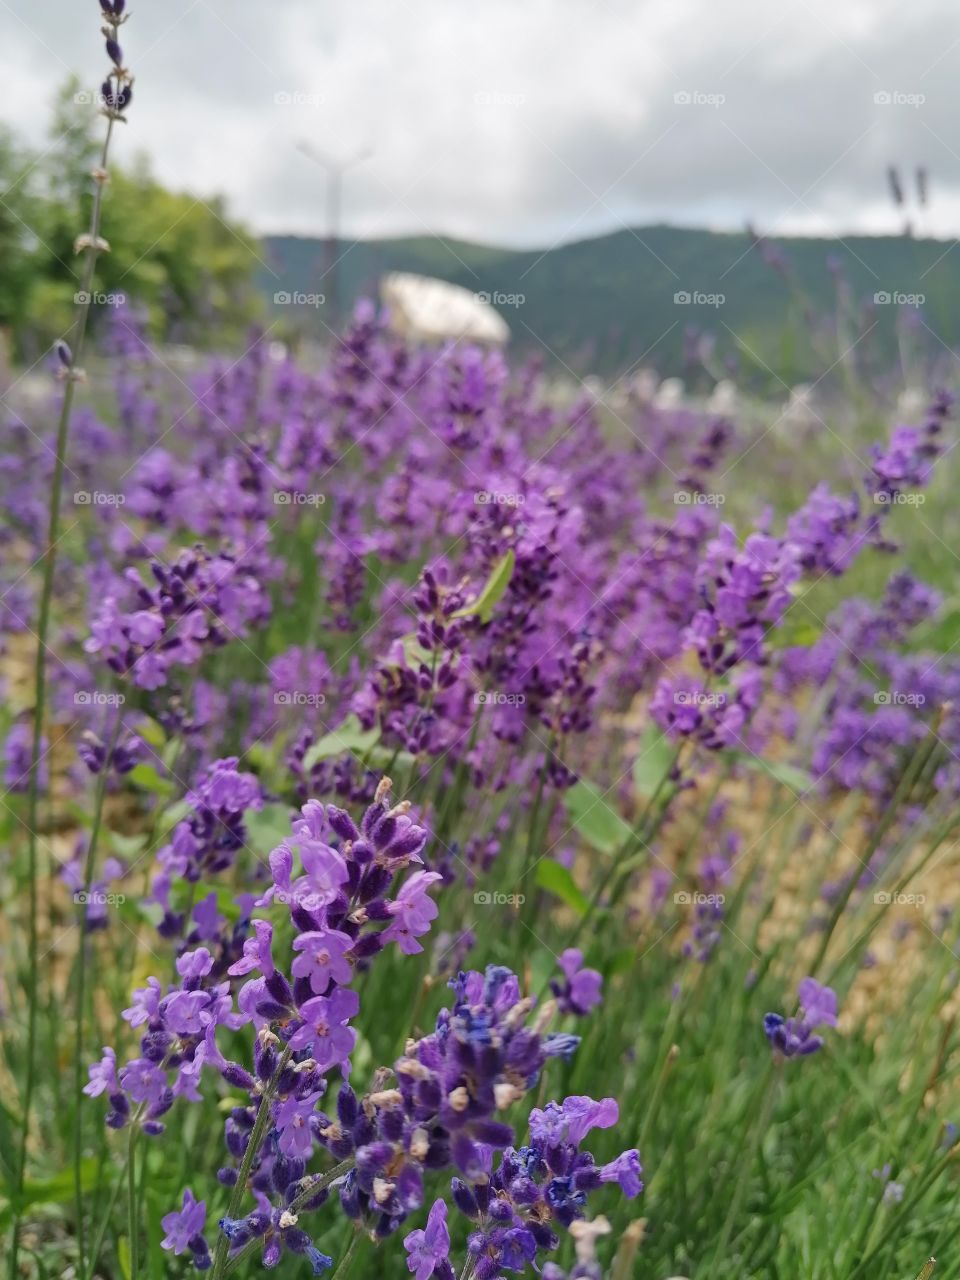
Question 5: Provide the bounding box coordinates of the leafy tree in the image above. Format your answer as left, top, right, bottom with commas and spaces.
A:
4, 79, 262, 360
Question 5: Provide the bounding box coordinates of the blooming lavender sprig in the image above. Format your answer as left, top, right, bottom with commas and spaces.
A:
763, 977, 839, 1059
11, 5, 135, 1273
151, 756, 263, 938
184, 959, 600, 1272
415, 1095, 640, 1279
85, 544, 269, 693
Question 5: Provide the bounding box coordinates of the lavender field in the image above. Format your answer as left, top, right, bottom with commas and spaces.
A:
3, 4, 960, 1280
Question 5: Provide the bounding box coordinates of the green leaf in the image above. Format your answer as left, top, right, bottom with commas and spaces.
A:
0, 1159, 100, 1228
159, 797, 191, 829
608, 947, 639, 976
767, 615, 822, 649
301, 716, 381, 773
632, 726, 676, 799
245, 802, 294, 859
107, 830, 148, 859
535, 859, 589, 916
134, 716, 167, 749
367, 745, 418, 774
126, 763, 174, 798
564, 779, 632, 856
453, 550, 515, 624
146, 1190, 166, 1280
732, 751, 814, 794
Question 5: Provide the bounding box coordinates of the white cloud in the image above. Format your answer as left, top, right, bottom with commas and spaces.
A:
2, 0, 958, 245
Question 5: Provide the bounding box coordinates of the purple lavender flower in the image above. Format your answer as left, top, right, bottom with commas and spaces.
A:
288, 988, 360, 1069
550, 949, 603, 1016
161, 1187, 210, 1268
764, 977, 840, 1059
383, 870, 443, 954
291, 929, 354, 992
404, 1199, 455, 1280
4, 723, 47, 792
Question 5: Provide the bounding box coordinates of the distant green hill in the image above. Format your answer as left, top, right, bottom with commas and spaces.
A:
259, 225, 958, 385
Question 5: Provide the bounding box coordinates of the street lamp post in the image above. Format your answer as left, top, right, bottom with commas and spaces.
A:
295, 141, 371, 331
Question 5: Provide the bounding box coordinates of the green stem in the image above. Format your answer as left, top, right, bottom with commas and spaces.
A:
705, 1062, 779, 1276
328, 1230, 360, 1280
127, 1124, 139, 1280
211, 1046, 293, 1280
222, 1158, 355, 1276
562, 740, 688, 956
74, 699, 123, 1278
87, 1136, 130, 1277
637, 995, 682, 1153
808, 730, 940, 977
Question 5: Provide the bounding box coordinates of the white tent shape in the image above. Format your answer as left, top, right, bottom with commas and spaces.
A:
381, 272, 510, 345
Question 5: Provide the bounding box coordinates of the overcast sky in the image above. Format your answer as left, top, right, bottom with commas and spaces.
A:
3, 0, 960, 248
